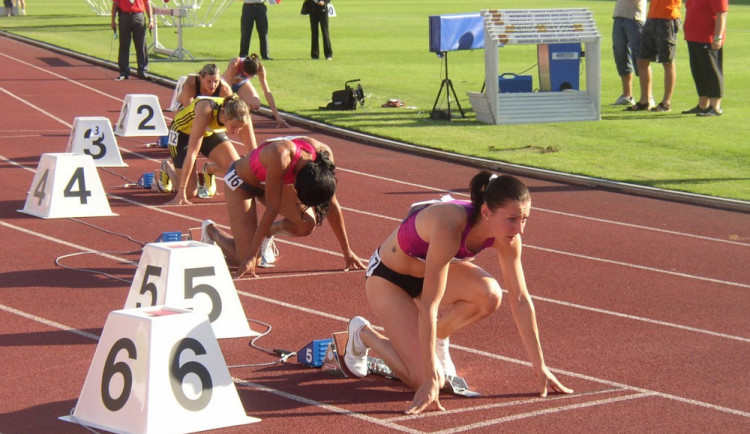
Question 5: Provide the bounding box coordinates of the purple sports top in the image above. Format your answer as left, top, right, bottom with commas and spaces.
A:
397, 200, 495, 261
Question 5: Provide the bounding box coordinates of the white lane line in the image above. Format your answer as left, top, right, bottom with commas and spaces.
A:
431, 392, 654, 433
232, 379, 423, 433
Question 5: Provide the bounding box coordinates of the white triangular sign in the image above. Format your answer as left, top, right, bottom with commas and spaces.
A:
67, 116, 127, 167
18, 153, 116, 219
60, 306, 261, 433
124, 241, 259, 339
115, 94, 168, 137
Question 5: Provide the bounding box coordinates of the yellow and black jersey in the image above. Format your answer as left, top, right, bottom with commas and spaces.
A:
170, 96, 226, 137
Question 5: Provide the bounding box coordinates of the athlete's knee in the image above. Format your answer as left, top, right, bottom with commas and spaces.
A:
477, 279, 502, 317
283, 218, 316, 237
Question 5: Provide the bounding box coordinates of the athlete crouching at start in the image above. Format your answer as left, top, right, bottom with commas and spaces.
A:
344, 171, 573, 414
200, 136, 365, 275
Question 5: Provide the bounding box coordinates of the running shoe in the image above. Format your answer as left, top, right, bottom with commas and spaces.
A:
258, 236, 278, 268
681, 105, 711, 115
697, 106, 723, 117
200, 219, 215, 245
436, 337, 457, 377
344, 316, 371, 377
202, 162, 217, 197
156, 160, 173, 193
611, 95, 635, 106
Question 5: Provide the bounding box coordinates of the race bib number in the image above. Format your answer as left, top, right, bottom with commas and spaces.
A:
224, 167, 243, 191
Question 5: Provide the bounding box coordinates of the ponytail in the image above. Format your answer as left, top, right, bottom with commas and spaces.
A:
221, 94, 250, 122
242, 54, 262, 77
295, 149, 337, 225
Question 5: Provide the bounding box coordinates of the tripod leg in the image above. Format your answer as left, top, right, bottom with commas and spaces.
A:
447, 79, 465, 117
432, 80, 448, 112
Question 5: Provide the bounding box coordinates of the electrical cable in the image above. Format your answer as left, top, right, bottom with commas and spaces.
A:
54, 218, 146, 282
227, 319, 296, 368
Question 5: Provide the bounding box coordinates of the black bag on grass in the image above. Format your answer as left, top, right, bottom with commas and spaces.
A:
321, 79, 365, 110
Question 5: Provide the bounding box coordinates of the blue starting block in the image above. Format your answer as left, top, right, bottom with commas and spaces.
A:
137, 172, 154, 189
155, 231, 184, 242
297, 338, 333, 368
157, 135, 169, 148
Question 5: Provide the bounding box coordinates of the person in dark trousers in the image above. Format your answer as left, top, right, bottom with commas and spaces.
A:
239, 0, 271, 60
111, 0, 153, 81
305, 0, 333, 60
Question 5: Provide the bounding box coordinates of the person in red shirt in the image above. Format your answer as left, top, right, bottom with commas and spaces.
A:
110, 0, 153, 80
681, 0, 728, 116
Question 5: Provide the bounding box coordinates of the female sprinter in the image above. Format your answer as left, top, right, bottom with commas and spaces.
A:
158, 63, 234, 195
222, 54, 289, 128
344, 171, 573, 414
201, 136, 365, 276
174, 63, 232, 112
166, 95, 256, 206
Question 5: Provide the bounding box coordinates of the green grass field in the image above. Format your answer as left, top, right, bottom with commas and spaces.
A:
2, 0, 748, 202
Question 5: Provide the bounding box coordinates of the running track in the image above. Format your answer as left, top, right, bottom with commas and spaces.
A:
1, 35, 749, 433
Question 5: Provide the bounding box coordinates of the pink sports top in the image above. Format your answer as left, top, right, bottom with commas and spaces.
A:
397, 200, 494, 262
248, 137, 317, 184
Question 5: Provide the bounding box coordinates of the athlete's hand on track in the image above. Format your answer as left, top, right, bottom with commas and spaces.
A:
234, 257, 259, 279
343, 251, 366, 271
538, 369, 573, 397
166, 195, 191, 206
404, 379, 445, 415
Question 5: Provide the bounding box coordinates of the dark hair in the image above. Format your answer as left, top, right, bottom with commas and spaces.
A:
469, 170, 530, 223
242, 54, 262, 76
295, 149, 336, 225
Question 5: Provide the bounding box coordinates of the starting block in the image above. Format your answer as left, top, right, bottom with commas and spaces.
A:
59, 306, 260, 433
18, 153, 116, 219
124, 241, 259, 339
66, 116, 127, 167
137, 172, 154, 188
155, 231, 188, 243
115, 94, 169, 137
322, 330, 480, 397
297, 338, 333, 368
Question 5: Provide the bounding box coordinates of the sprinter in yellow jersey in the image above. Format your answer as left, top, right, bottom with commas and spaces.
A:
166, 95, 257, 206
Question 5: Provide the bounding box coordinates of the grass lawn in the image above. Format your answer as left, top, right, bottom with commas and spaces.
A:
1, 0, 748, 202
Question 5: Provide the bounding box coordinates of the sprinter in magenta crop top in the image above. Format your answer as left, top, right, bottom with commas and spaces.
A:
248, 137, 317, 184
397, 200, 495, 261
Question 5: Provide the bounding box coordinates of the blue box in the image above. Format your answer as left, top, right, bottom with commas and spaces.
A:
297, 338, 333, 368
499, 73, 532, 93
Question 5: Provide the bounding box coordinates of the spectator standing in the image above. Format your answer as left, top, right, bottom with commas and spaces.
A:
240, 0, 272, 60
682, 0, 728, 117
611, 0, 647, 106
16, 0, 24, 15
111, 0, 153, 81
304, 0, 333, 60
626, 0, 682, 112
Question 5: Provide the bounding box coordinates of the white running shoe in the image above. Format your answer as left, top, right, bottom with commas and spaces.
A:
344, 316, 370, 377
436, 337, 457, 377
200, 219, 215, 245
611, 95, 635, 106
258, 236, 278, 268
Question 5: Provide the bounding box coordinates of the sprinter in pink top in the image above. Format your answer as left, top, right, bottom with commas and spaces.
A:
202, 136, 365, 277
345, 171, 573, 414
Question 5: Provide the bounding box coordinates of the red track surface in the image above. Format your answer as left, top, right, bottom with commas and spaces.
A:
1, 36, 749, 433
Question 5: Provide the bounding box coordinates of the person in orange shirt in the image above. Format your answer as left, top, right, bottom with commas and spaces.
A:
626, 0, 682, 112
